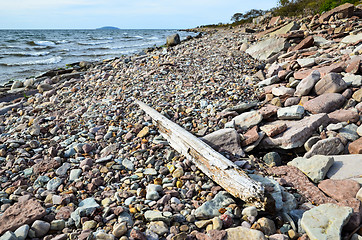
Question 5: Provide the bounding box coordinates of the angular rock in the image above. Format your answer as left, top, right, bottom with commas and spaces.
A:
277, 105, 304, 120
14, 225, 29, 240
297, 58, 316, 68
225, 226, 266, 240
272, 86, 295, 97
353, 88, 362, 102
0, 199, 46, 235
257, 76, 280, 87
241, 126, 259, 146
270, 22, 300, 36
252, 217, 276, 236
301, 204, 352, 240
295, 70, 320, 96
326, 155, 362, 183
343, 73, 362, 87
304, 137, 344, 158
288, 155, 334, 183
318, 179, 361, 202
293, 36, 314, 51
258, 104, 279, 119
246, 37, 290, 61
230, 110, 263, 130
303, 93, 345, 114
346, 58, 361, 74
33, 158, 60, 174
260, 123, 287, 137
31, 220, 50, 238
267, 166, 336, 205
201, 128, 244, 156
0, 231, 17, 240
349, 137, 362, 154
260, 113, 329, 149
319, 3, 355, 23
195, 191, 235, 219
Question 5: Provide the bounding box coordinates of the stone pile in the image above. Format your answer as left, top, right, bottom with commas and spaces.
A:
0, 3, 362, 240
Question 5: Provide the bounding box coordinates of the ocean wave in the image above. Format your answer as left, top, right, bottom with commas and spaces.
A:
1, 56, 62, 66
27, 41, 56, 46
134, 36, 144, 39
148, 36, 159, 40
78, 40, 113, 45
56, 40, 70, 44
3, 51, 50, 57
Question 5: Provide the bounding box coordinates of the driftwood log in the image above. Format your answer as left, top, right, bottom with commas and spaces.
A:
136, 100, 266, 209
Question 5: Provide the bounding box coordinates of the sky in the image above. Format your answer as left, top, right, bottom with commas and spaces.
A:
0, 0, 279, 29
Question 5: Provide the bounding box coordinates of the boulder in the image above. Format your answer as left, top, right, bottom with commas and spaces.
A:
303, 93, 345, 114
287, 155, 334, 183
304, 137, 344, 158
295, 70, 320, 96
201, 128, 244, 157
319, 3, 355, 23
301, 204, 352, 240
246, 37, 290, 61
0, 199, 46, 235
260, 113, 330, 149
166, 34, 181, 47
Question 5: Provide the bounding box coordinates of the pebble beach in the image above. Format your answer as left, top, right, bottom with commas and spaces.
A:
1, 3, 362, 240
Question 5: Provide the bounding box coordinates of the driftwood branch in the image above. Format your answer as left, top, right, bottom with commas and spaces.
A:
136, 100, 266, 209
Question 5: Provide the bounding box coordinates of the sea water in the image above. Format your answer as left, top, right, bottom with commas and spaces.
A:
0, 29, 194, 85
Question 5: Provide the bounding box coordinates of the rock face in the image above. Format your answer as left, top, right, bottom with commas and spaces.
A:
314, 72, 347, 95
0, 199, 46, 235
303, 93, 345, 114
201, 128, 244, 156
246, 37, 290, 60
301, 203, 352, 240
166, 34, 181, 47
287, 155, 334, 183
260, 113, 329, 149
304, 137, 344, 158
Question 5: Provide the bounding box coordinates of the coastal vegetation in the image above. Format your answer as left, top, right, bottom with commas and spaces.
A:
198, 0, 361, 28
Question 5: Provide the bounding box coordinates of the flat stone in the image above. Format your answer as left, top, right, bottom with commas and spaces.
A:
318, 179, 361, 202
270, 22, 300, 36
229, 110, 263, 130
257, 76, 280, 87
33, 158, 60, 174
304, 137, 344, 158
260, 113, 329, 149
241, 126, 259, 146
258, 104, 279, 119
148, 221, 169, 235
272, 86, 295, 97
339, 124, 359, 142
326, 155, 362, 183
328, 109, 359, 123
137, 126, 149, 138
288, 155, 334, 183
201, 128, 244, 156
349, 137, 362, 154
343, 73, 362, 87
294, 36, 314, 51
284, 96, 300, 107
223, 102, 258, 113
267, 166, 336, 205
0, 199, 46, 235
69, 169, 82, 181
277, 105, 304, 120
341, 33, 362, 44
144, 210, 169, 222
295, 70, 320, 96
303, 93, 345, 114
260, 123, 287, 137
195, 191, 235, 219
246, 37, 290, 61
225, 226, 266, 240
301, 203, 352, 240
47, 177, 63, 191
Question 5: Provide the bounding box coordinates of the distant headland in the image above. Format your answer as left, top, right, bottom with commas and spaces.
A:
96, 26, 120, 30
